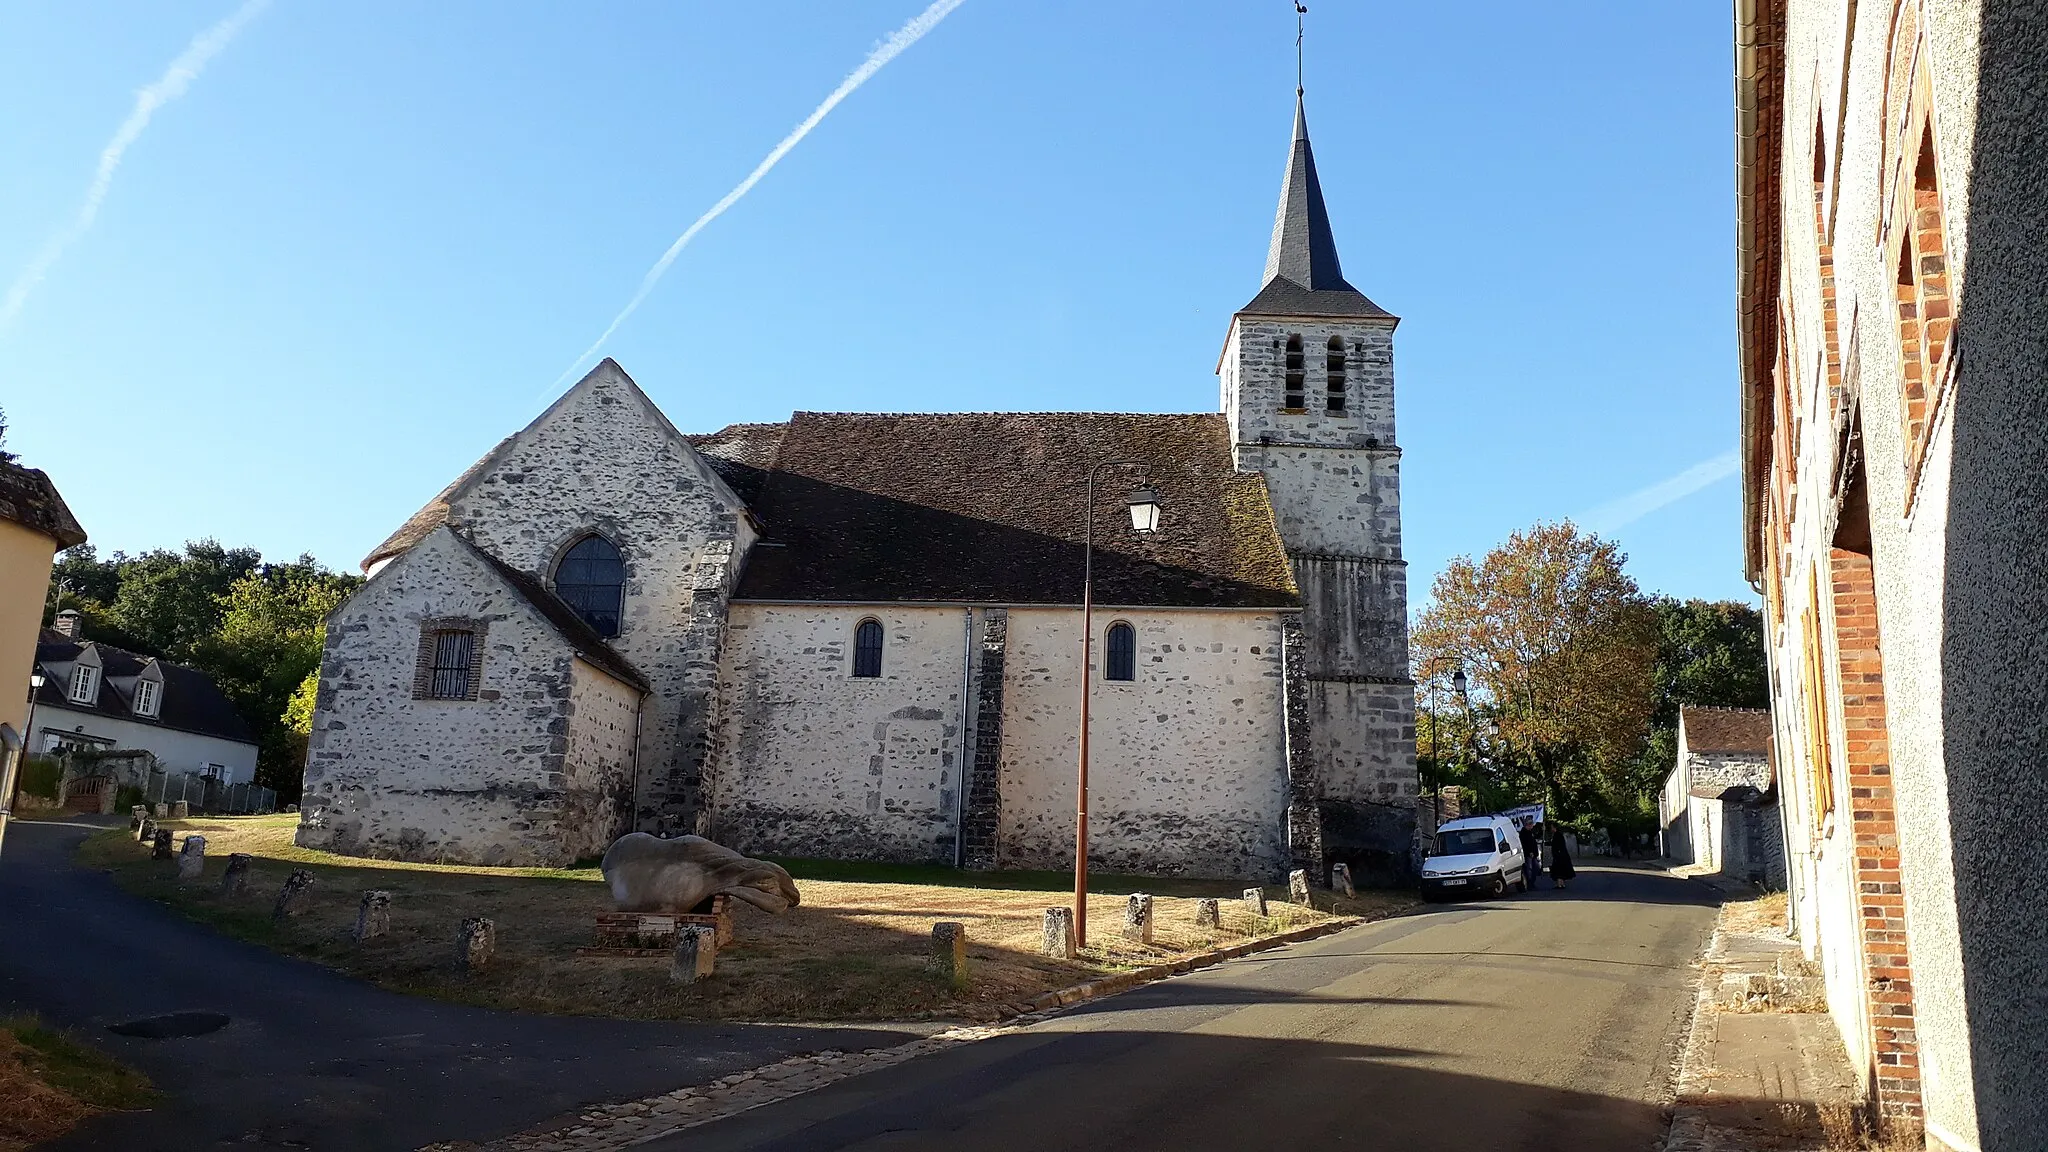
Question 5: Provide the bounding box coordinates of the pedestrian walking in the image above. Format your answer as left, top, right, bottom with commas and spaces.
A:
1518, 820, 1542, 890
1549, 824, 1576, 889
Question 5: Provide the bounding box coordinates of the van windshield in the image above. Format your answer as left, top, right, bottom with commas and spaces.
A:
1433, 829, 1498, 857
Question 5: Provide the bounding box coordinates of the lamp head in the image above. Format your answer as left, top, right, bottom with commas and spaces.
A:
1126, 486, 1161, 533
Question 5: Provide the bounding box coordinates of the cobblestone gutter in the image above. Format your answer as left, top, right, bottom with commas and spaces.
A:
421, 916, 1365, 1151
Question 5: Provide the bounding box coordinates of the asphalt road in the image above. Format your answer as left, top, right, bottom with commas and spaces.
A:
0, 818, 928, 1151
650, 861, 1718, 1152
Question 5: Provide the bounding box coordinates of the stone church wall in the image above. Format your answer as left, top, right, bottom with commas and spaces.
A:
300, 531, 610, 867
558, 656, 642, 863
433, 364, 753, 835
996, 607, 1289, 879
707, 604, 974, 864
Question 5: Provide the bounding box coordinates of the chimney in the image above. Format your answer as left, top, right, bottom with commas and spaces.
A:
52, 609, 82, 638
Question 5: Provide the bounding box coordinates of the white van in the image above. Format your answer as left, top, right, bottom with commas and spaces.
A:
1420, 815, 1528, 900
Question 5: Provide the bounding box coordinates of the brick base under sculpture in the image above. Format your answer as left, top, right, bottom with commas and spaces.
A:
580, 899, 733, 957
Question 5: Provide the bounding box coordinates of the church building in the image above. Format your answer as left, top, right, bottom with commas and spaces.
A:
299, 95, 1419, 880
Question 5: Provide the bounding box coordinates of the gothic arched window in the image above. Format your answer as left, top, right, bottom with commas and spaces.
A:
555, 535, 625, 638
1325, 335, 1348, 414
1283, 335, 1306, 410
853, 619, 884, 678
1105, 622, 1136, 682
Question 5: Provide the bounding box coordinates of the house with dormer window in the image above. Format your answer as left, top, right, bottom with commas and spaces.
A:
29, 611, 258, 783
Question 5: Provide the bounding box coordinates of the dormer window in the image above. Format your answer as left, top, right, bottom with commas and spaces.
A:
68, 663, 100, 705
133, 677, 162, 719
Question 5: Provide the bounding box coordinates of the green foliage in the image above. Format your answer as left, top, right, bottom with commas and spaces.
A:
44, 542, 360, 801
1610, 597, 1771, 834
2, 1015, 160, 1109
17, 755, 62, 800
0, 406, 13, 463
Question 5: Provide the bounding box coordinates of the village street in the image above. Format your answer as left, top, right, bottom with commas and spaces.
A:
1, 814, 1718, 1150
648, 863, 1718, 1152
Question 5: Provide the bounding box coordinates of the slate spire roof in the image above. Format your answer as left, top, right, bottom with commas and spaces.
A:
1239, 93, 1394, 321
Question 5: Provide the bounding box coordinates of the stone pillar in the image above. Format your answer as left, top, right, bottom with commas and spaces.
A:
273, 869, 314, 921
176, 835, 206, 881
1194, 898, 1221, 928
1279, 615, 1326, 877
1040, 907, 1076, 959
930, 922, 968, 988
169, 800, 190, 820
129, 805, 147, 830
153, 802, 168, 818
1242, 888, 1268, 918
151, 829, 173, 860
221, 853, 252, 897
1331, 862, 1355, 898
669, 925, 715, 984
354, 891, 392, 941
457, 917, 496, 973
137, 817, 156, 844
1439, 785, 1464, 825
1123, 894, 1154, 944
1288, 869, 1311, 905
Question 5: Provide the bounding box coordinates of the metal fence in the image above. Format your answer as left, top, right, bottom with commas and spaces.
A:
142, 769, 276, 816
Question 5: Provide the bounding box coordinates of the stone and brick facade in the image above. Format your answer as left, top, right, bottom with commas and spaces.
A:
1737, 3, 2048, 1147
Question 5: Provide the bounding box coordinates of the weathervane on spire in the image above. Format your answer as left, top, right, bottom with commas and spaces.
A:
1294, 2, 1308, 95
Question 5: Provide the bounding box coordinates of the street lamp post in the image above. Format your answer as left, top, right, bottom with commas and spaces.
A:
1074, 461, 1160, 949
0, 670, 47, 857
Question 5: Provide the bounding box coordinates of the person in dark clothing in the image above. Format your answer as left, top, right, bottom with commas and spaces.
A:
1549, 825, 1576, 888
1518, 821, 1542, 889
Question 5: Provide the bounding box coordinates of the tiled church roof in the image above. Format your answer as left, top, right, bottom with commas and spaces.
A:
730, 411, 1299, 609
0, 461, 87, 548
1679, 705, 1773, 756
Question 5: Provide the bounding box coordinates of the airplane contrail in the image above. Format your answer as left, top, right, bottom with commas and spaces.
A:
546, 0, 969, 395
0, 0, 272, 335
1575, 450, 1740, 534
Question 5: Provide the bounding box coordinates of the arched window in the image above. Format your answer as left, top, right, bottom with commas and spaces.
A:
555, 535, 625, 638
1104, 622, 1136, 682
852, 619, 884, 678
1325, 335, 1347, 414
1283, 335, 1305, 410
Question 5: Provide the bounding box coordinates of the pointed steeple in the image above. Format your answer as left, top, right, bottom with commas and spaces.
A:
1240, 93, 1393, 320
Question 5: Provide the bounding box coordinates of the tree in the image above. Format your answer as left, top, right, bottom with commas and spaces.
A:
0, 406, 14, 463
102, 541, 262, 662
1620, 598, 1771, 814
1411, 523, 1659, 823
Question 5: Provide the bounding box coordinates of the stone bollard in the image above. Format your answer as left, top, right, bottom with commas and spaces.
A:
169, 800, 190, 820
176, 835, 207, 881
1194, 898, 1221, 928
669, 925, 715, 984
137, 817, 157, 844
151, 830, 174, 860
354, 891, 392, 942
221, 853, 252, 897
285, 803, 299, 814
457, 917, 495, 973
1040, 907, 1076, 959
1123, 894, 1155, 944
930, 922, 969, 989
1331, 863, 1355, 899
1289, 869, 1311, 906
1242, 887, 1268, 918
153, 802, 168, 819
273, 869, 315, 921
130, 805, 148, 831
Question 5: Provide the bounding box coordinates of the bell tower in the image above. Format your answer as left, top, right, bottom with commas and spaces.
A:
1219, 92, 1418, 876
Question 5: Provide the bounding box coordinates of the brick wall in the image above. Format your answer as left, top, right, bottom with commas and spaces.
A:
1829, 545, 1921, 1117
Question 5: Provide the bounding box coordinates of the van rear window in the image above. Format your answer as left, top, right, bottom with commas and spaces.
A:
1433, 829, 1497, 857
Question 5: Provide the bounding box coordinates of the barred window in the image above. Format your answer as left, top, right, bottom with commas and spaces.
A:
1105, 622, 1136, 682
1283, 334, 1305, 410
428, 630, 476, 700
1325, 336, 1347, 414
556, 535, 625, 638
852, 619, 884, 678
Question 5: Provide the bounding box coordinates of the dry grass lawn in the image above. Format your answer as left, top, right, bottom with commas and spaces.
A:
0, 1016, 158, 1152
84, 815, 1417, 1022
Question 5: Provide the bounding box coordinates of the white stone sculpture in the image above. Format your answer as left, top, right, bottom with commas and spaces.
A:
599, 833, 801, 915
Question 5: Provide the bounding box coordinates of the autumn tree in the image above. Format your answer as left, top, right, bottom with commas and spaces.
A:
1411, 522, 1659, 821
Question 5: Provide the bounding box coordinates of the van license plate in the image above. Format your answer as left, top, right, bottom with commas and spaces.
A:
1443, 879, 1466, 886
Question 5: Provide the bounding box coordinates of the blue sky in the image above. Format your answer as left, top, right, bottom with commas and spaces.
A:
0, 1, 1753, 604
